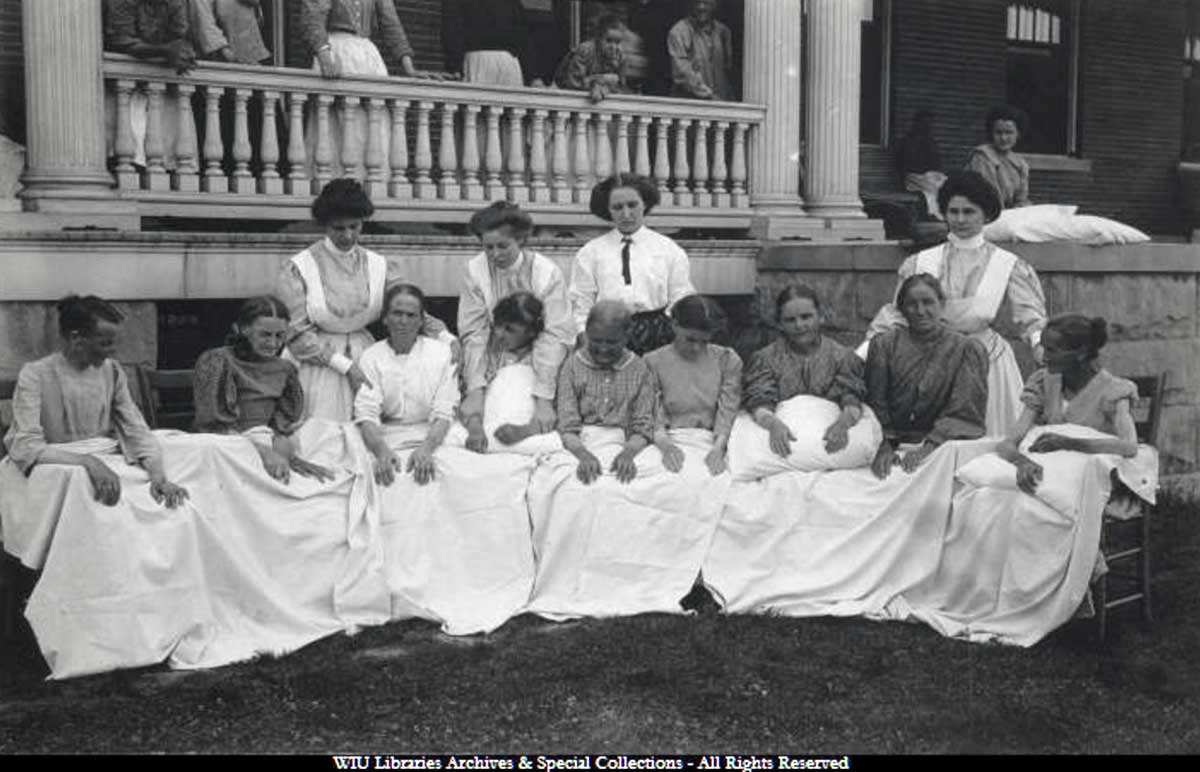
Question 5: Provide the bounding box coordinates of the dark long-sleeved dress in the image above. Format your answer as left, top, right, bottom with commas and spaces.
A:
192, 345, 305, 435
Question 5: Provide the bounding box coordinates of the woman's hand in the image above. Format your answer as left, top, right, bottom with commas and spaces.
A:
658, 440, 685, 473
588, 82, 607, 104
1028, 433, 1078, 454
164, 40, 196, 74
316, 47, 341, 79
290, 456, 335, 483
448, 339, 463, 366
149, 478, 190, 509
532, 398, 557, 434
1014, 456, 1044, 494
346, 363, 372, 395
573, 448, 603, 485
465, 422, 489, 453
83, 456, 122, 506
870, 442, 896, 480
373, 450, 402, 486
822, 418, 850, 455
407, 447, 437, 485
899, 442, 935, 473
494, 423, 533, 446
704, 445, 727, 477
611, 447, 640, 484
257, 445, 292, 483
766, 416, 796, 458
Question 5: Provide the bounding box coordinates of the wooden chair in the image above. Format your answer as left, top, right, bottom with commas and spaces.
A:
136, 366, 196, 431
1094, 372, 1167, 640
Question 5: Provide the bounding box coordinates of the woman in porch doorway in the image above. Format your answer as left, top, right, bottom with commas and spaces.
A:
274, 179, 454, 422
966, 104, 1032, 210
569, 174, 696, 355
858, 171, 1047, 437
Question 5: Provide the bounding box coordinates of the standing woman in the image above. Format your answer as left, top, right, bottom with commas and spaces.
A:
569, 173, 697, 355
276, 179, 451, 421
860, 171, 1047, 437
965, 105, 1031, 210
458, 202, 575, 434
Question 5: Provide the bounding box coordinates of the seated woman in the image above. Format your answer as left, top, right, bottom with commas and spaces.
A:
867, 274, 988, 479
744, 285, 865, 459
460, 292, 561, 454
965, 104, 1031, 210
647, 294, 742, 476
354, 283, 535, 635
192, 295, 332, 483
554, 14, 631, 103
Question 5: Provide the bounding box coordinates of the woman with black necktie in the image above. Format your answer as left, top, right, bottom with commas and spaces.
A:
568, 174, 697, 355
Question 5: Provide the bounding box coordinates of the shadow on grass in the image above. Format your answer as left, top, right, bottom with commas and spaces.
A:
2, 492, 1198, 753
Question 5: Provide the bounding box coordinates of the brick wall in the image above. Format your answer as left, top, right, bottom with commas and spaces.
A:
888, 0, 1188, 235
0, 0, 23, 143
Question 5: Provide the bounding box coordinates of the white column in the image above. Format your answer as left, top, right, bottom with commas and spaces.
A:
742, 0, 815, 239
804, 0, 866, 218
20, 0, 134, 226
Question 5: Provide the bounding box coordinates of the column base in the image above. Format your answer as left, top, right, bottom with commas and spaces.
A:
750, 212, 829, 240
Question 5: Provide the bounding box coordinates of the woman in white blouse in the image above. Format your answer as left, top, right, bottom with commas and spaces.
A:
569, 173, 697, 354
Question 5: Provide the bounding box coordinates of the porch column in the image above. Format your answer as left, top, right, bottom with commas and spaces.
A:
743, 0, 819, 240
20, 0, 132, 226
803, 0, 867, 219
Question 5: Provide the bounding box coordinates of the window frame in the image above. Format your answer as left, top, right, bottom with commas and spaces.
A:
1003, 0, 1082, 158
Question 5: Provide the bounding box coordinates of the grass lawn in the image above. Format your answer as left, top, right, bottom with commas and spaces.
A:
1, 491, 1197, 754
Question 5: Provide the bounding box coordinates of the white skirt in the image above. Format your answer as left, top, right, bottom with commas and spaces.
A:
975, 329, 1024, 438
463, 50, 524, 86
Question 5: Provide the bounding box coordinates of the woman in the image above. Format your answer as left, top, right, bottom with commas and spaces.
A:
744, 285, 866, 458
458, 202, 574, 436
965, 104, 1031, 210
355, 283, 535, 635
860, 171, 1047, 437
569, 173, 696, 355
998, 314, 1139, 494
647, 294, 741, 476
193, 295, 332, 483
867, 274, 989, 479
555, 14, 631, 102
275, 179, 452, 422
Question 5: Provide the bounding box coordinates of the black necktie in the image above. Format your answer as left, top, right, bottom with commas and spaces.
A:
621, 236, 632, 285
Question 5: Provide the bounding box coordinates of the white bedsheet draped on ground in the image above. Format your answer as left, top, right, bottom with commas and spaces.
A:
0, 421, 389, 679
525, 427, 730, 619
703, 440, 992, 619
372, 423, 537, 636
885, 445, 1159, 646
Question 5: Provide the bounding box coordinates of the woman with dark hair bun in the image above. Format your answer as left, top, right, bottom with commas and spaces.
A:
966, 104, 1031, 209
645, 294, 742, 476
276, 179, 453, 421
860, 170, 1047, 437
570, 173, 696, 355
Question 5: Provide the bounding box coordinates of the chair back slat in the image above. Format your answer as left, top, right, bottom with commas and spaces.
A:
137, 366, 196, 431
1127, 373, 1167, 447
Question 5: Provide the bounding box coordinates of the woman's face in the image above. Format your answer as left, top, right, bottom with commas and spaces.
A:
72, 319, 120, 367
384, 293, 424, 344
899, 282, 944, 335
671, 324, 713, 361
325, 216, 364, 251
944, 194, 986, 240
990, 119, 1020, 153
495, 320, 536, 353
242, 316, 288, 359
480, 227, 524, 270
599, 28, 624, 62
779, 296, 821, 348
1040, 327, 1090, 376
609, 186, 646, 234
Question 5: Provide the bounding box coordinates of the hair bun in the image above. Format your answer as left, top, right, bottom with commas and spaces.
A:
1089, 316, 1109, 350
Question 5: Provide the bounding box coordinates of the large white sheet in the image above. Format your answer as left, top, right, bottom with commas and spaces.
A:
0, 421, 390, 679
372, 423, 537, 636
525, 427, 730, 619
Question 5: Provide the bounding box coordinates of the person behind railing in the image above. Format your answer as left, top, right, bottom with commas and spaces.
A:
627, 0, 690, 96
569, 174, 697, 355
192, 295, 334, 484
554, 14, 632, 103
275, 179, 455, 422
896, 110, 947, 222
667, 0, 734, 101
2, 294, 189, 509
442, 0, 541, 87
188, 0, 270, 64
866, 274, 988, 480
458, 203, 574, 442
966, 104, 1032, 210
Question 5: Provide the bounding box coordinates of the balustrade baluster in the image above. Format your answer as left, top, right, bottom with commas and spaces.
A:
461, 104, 483, 200
652, 117, 670, 199
285, 92, 308, 195
711, 121, 730, 208
438, 102, 460, 200
113, 79, 139, 189
593, 112, 613, 181
550, 111, 570, 204
614, 114, 631, 175
484, 105, 504, 199
528, 109, 549, 203
312, 93, 335, 193
339, 97, 358, 180
672, 118, 691, 205
412, 101, 434, 198
256, 90, 282, 195
202, 84, 229, 193
364, 97, 387, 199
730, 122, 748, 207
171, 83, 199, 193
633, 115, 651, 178
143, 81, 169, 190
692, 119, 711, 207
507, 107, 528, 202
231, 88, 254, 193
388, 99, 411, 199
572, 111, 591, 203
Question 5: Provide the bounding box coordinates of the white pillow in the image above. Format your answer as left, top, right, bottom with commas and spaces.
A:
983, 204, 1078, 242
1067, 215, 1151, 245
727, 394, 883, 481
956, 424, 1118, 512
445, 363, 562, 455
